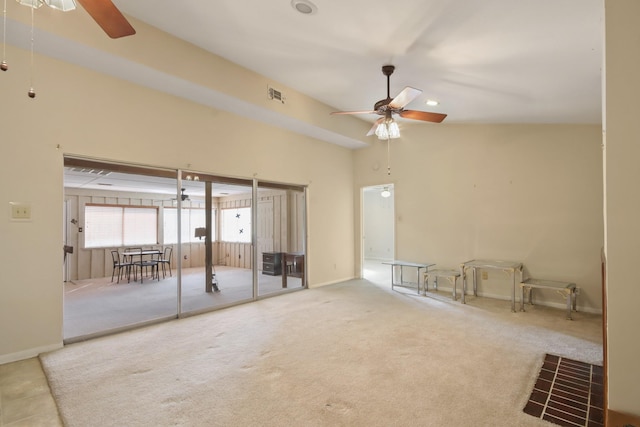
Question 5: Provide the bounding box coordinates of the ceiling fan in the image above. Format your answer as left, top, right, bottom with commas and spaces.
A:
16, 0, 135, 39
76, 0, 136, 38
171, 188, 190, 202
330, 65, 447, 138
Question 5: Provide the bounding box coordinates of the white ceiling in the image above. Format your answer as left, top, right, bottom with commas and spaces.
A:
12, 0, 606, 190
111, 0, 603, 126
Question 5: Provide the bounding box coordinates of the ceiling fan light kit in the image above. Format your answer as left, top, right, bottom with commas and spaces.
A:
375, 118, 400, 140
44, 0, 76, 12
16, 0, 42, 8
16, 0, 76, 11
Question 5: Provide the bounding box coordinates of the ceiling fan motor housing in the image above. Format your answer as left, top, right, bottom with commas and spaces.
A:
374, 98, 394, 113
374, 65, 397, 113
382, 65, 395, 76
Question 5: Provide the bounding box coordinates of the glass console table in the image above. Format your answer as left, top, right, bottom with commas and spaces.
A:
382, 260, 435, 294
459, 259, 524, 312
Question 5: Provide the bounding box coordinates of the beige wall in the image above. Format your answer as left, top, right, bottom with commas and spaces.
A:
354, 124, 603, 311
0, 45, 356, 363
604, 0, 640, 415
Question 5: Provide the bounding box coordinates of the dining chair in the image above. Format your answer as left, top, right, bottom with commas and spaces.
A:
110, 250, 133, 284
130, 247, 159, 283
158, 246, 173, 278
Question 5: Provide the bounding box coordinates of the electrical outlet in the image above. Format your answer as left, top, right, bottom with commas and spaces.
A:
9, 202, 32, 221
482, 271, 488, 280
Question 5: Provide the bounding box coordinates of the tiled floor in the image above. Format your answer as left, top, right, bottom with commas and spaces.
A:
523, 353, 604, 427
0, 358, 62, 426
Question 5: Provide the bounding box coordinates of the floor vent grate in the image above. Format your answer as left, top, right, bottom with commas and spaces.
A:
523, 353, 603, 427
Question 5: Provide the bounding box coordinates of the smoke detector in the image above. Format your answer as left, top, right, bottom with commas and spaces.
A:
291, 0, 317, 15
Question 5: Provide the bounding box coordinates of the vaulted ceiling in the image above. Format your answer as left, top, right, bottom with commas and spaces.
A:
5, 0, 603, 151
113, 0, 603, 125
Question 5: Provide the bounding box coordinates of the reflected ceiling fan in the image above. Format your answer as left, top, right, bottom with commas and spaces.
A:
331, 65, 446, 139
171, 188, 190, 202
16, 0, 135, 38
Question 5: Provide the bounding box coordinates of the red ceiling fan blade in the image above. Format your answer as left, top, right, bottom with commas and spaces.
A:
76, 0, 136, 39
330, 110, 376, 115
389, 86, 422, 109
366, 118, 384, 136
399, 110, 447, 123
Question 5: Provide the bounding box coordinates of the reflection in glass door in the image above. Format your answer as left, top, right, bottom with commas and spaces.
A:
257, 182, 306, 296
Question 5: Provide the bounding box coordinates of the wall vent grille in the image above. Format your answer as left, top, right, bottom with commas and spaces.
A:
268, 86, 285, 104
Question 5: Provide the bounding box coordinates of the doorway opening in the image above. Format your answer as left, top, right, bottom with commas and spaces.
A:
362, 184, 394, 282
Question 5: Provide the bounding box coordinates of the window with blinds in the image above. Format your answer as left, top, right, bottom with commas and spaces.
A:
84, 204, 158, 248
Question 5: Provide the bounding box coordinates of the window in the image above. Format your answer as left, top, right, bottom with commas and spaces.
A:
221, 207, 251, 243
163, 207, 216, 244
85, 204, 158, 248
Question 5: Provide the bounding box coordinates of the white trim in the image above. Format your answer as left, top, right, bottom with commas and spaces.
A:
463, 290, 603, 315
0, 342, 63, 365
309, 276, 357, 288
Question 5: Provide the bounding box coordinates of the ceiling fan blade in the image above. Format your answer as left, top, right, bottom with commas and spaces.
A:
366, 118, 384, 136
389, 87, 422, 109
400, 110, 447, 123
330, 110, 376, 115
76, 0, 136, 39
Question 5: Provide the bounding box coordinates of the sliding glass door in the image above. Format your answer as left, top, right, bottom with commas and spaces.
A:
63, 158, 179, 341
178, 173, 255, 314
257, 182, 307, 296
63, 158, 307, 341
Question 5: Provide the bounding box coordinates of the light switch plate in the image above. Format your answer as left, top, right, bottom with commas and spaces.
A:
9, 202, 32, 221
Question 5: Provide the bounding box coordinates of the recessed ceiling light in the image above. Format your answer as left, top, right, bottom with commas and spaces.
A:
426, 99, 439, 106
291, 0, 317, 15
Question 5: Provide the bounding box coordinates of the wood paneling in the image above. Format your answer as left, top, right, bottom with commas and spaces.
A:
65, 185, 304, 279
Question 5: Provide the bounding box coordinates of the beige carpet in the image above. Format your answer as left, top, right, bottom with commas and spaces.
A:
41, 278, 602, 426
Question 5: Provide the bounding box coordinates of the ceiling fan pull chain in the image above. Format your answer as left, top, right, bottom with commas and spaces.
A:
28, 5, 35, 98
387, 137, 391, 175
1, 0, 7, 71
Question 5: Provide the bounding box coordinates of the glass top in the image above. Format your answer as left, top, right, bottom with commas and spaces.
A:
382, 260, 435, 268
461, 259, 522, 269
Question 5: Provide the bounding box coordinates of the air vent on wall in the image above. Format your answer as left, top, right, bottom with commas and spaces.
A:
268, 85, 285, 104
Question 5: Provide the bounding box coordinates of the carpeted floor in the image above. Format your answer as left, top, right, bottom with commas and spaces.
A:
42, 272, 603, 426
64, 266, 302, 340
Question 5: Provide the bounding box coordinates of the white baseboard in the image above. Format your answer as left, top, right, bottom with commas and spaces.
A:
429, 286, 603, 315
0, 342, 63, 366
310, 276, 356, 288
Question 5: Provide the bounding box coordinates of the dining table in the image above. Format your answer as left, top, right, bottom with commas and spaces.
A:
122, 249, 162, 283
